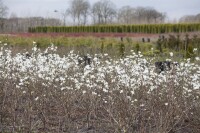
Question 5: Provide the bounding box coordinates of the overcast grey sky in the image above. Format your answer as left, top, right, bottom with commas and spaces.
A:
4, 0, 200, 21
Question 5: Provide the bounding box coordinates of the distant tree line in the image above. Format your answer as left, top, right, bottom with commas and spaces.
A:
0, 0, 200, 33
0, 0, 167, 32
179, 14, 200, 23
3, 16, 61, 32
67, 0, 166, 25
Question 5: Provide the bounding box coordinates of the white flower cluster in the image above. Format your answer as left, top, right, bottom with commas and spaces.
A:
0, 45, 199, 104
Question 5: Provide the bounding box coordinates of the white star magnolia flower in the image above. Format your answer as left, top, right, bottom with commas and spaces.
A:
82, 90, 86, 94
170, 52, 173, 57
195, 57, 200, 61
193, 48, 197, 52
35, 97, 39, 101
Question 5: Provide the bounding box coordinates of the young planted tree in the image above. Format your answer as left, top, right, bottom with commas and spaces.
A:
156, 37, 163, 53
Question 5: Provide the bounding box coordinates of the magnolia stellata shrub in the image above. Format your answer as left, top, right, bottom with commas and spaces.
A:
0, 45, 199, 101
0, 43, 200, 132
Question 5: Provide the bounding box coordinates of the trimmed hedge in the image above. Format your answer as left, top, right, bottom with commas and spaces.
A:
28, 23, 200, 34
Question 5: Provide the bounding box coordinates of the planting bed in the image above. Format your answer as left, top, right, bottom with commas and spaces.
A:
0, 44, 199, 132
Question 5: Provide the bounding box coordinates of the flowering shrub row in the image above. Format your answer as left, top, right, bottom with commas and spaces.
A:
0, 44, 200, 132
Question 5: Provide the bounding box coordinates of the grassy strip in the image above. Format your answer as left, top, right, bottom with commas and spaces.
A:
0, 34, 199, 60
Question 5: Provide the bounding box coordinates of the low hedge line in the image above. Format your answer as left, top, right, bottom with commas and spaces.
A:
28, 23, 200, 34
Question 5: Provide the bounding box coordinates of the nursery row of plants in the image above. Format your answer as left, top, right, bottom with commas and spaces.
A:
0, 44, 199, 132
0, 33, 200, 59
28, 23, 200, 34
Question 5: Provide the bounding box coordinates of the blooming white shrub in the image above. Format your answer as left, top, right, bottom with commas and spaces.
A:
0, 44, 200, 132
0, 45, 199, 101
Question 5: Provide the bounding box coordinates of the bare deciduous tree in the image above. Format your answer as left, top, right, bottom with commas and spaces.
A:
179, 13, 200, 23
54, 10, 68, 26
118, 6, 136, 24
160, 12, 167, 22
91, 1, 102, 24
68, 0, 90, 25
91, 0, 116, 25
146, 7, 164, 23
127, 7, 166, 24
0, 0, 8, 32
0, 0, 7, 18
135, 7, 146, 23
117, 6, 166, 24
